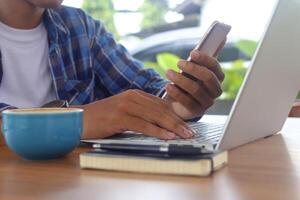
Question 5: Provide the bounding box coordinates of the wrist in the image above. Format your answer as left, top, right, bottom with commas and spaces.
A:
78, 103, 108, 140
78, 104, 94, 139
69, 104, 93, 139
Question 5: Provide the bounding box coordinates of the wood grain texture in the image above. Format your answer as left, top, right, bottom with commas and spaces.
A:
0, 117, 300, 200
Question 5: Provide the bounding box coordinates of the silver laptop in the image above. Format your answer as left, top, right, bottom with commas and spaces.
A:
83, 0, 300, 151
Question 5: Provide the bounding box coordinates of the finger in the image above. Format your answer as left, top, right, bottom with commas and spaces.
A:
189, 50, 225, 82
126, 91, 193, 139
132, 90, 190, 129
177, 62, 222, 98
123, 116, 177, 140
166, 84, 206, 114
181, 62, 223, 98
166, 68, 221, 99
166, 79, 214, 110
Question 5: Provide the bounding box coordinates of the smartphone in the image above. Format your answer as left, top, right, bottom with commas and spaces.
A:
190, 21, 231, 59
162, 21, 231, 97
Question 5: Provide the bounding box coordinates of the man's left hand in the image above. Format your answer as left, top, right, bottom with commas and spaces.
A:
165, 50, 225, 120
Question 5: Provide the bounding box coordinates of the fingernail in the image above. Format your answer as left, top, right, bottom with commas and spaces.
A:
188, 127, 195, 134
186, 128, 194, 137
182, 127, 194, 138
166, 70, 175, 78
166, 131, 176, 139
192, 50, 201, 56
177, 60, 185, 68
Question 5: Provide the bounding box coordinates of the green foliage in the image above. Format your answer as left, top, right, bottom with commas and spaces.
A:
156, 53, 180, 72
143, 53, 180, 79
139, 0, 169, 29
81, 0, 170, 39
235, 40, 258, 58
221, 39, 258, 100
221, 60, 247, 100
81, 0, 119, 38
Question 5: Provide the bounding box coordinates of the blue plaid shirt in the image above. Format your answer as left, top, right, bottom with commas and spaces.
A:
0, 6, 168, 111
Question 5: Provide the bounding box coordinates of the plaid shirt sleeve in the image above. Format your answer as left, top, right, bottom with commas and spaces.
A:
82, 12, 169, 96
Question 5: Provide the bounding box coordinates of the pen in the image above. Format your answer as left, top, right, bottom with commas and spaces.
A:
92, 143, 214, 156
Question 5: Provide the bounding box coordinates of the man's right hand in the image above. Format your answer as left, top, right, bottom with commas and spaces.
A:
81, 90, 194, 140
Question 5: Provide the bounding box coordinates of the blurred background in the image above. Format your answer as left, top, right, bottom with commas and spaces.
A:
62, 0, 297, 115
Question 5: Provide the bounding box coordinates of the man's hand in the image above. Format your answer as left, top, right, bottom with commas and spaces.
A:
81, 90, 194, 140
165, 50, 224, 120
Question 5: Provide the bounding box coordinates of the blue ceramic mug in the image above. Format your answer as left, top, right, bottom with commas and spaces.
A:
2, 108, 83, 160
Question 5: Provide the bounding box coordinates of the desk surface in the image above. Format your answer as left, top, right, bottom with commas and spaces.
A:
1, 116, 300, 200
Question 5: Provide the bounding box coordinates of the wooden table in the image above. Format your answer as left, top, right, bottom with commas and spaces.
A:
1, 116, 300, 200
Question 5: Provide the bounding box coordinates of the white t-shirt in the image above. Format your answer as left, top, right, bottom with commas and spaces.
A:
0, 21, 56, 108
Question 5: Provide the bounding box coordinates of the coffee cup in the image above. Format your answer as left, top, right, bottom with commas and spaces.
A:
2, 108, 83, 160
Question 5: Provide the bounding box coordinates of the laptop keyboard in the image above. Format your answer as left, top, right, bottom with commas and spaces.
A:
108, 122, 225, 145
189, 122, 224, 144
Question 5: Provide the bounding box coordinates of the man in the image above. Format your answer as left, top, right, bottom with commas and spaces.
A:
0, 0, 227, 145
